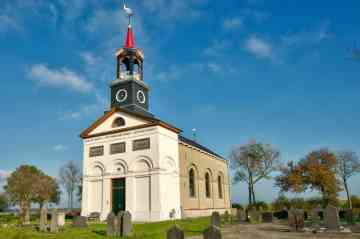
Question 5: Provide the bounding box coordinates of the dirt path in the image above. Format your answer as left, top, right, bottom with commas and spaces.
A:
187, 223, 360, 239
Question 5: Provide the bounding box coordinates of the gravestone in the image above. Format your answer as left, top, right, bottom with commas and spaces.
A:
261, 212, 273, 223
167, 225, 184, 239
39, 208, 48, 232
50, 209, 59, 233
121, 211, 132, 236
72, 216, 88, 228
203, 225, 222, 239
211, 211, 221, 227
288, 209, 304, 232
324, 206, 340, 231
346, 209, 354, 225
350, 225, 360, 233
236, 209, 245, 222
116, 212, 124, 236
248, 209, 261, 224
223, 211, 230, 224
107, 212, 116, 237
57, 211, 65, 227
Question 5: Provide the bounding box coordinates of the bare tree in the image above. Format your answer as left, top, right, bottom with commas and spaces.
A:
230, 141, 280, 206
59, 161, 80, 210
336, 151, 360, 209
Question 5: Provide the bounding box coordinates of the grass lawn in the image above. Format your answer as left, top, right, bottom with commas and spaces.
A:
0, 217, 210, 239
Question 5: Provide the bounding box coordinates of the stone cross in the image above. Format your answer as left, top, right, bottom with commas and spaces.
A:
50, 209, 59, 233
210, 211, 221, 227
324, 206, 340, 231
72, 216, 88, 228
203, 225, 222, 239
107, 212, 116, 237
167, 225, 184, 239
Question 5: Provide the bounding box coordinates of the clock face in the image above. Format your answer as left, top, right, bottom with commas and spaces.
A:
137, 90, 146, 104
116, 89, 128, 103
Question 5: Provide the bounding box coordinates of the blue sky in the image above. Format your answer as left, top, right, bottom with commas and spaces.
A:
0, 0, 360, 205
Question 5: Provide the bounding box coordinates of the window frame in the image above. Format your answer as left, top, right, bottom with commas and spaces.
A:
133, 138, 150, 151
189, 168, 196, 198
89, 146, 104, 157
110, 142, 126, 155
205, 172, 211, 198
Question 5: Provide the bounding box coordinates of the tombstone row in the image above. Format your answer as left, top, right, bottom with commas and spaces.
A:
39, 209, 66, 233
167, 225, 222, 239
107, 211, 132, 237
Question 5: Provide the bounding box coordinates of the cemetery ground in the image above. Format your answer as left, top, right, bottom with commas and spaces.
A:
1, 215, 360, 239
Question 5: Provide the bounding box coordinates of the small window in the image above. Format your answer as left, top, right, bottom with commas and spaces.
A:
133, 138, 150, 151
110, 142, 126, 154
112, 117, 125, 128
218, 175, 223, 199
189, 169, 196, 198
89, 146, 104, 157
205, 172, 211, 198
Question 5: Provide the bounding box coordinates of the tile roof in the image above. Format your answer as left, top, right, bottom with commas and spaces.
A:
179, 135, 225, 160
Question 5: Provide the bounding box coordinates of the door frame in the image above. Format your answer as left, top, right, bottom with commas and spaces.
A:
111, 177, 126, 214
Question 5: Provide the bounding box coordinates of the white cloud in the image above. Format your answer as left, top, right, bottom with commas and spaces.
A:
244, 35, 274, 60
282, 21, 332, 47
0, 14, 23, 33
223, 18, 243, 31
80, 52, 98, 66
59, 93, 108, 121
53, 144, 68, 152
203, 40, 231, 56
28, 64, 93, 93
0, 170, 10, 181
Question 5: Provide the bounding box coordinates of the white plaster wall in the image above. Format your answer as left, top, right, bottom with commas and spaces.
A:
81, 124, 180, 221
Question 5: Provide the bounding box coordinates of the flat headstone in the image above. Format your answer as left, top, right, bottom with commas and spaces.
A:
211, 211, 221, 227
57, 211, 65, 227
50, 209, 58, 233
203, 225, 222, 239
261, 212, 273, 223
72, 216, 88, 228
167, 225, 184, 239
107, 212, 116, 236
121, 211, 132, 236
223, 211, 230, 223
324, 206, 340, 231
248, 209, 261, 224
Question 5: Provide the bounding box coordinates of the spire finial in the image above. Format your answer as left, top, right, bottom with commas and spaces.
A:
123, 1, 135, 48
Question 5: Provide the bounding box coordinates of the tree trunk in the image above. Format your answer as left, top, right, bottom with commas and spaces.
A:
251, 185, 257, 205
24, 201, 31, 225
248, 185, 252, 205
344, 178, 352, 209
39, 201, 48, 231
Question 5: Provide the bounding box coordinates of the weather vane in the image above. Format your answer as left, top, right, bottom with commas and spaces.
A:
123, 0, 134, 25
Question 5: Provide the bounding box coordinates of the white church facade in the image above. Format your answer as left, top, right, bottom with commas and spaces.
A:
80, 19, 231, 222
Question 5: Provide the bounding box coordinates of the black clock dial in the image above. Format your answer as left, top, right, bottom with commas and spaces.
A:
137, 90, 146, 104
116, 89, 127, 103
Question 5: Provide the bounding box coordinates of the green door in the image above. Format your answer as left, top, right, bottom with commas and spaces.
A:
112, 178, 126, 215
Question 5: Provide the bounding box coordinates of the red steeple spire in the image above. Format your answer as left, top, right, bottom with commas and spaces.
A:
124, 24, 135, 48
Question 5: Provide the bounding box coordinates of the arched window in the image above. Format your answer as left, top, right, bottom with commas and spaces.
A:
218, 175, 223, 199
112, 117, 125, 128
189, 169, 196, 198
205, 172, 211, 198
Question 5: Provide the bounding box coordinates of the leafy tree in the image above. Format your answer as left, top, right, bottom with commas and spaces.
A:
271, 195, 291, 211
59, 161, 80, 210
276, 149, 341, 207
230, 140, 280, 206
4, 165, 42, 225
336, 151, 360, 209
0, 193, 9, 212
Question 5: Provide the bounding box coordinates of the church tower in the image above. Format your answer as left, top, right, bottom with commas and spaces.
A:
110, 23, 152, 117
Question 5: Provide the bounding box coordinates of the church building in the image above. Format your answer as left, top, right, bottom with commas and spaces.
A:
80, 19, 231, 222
